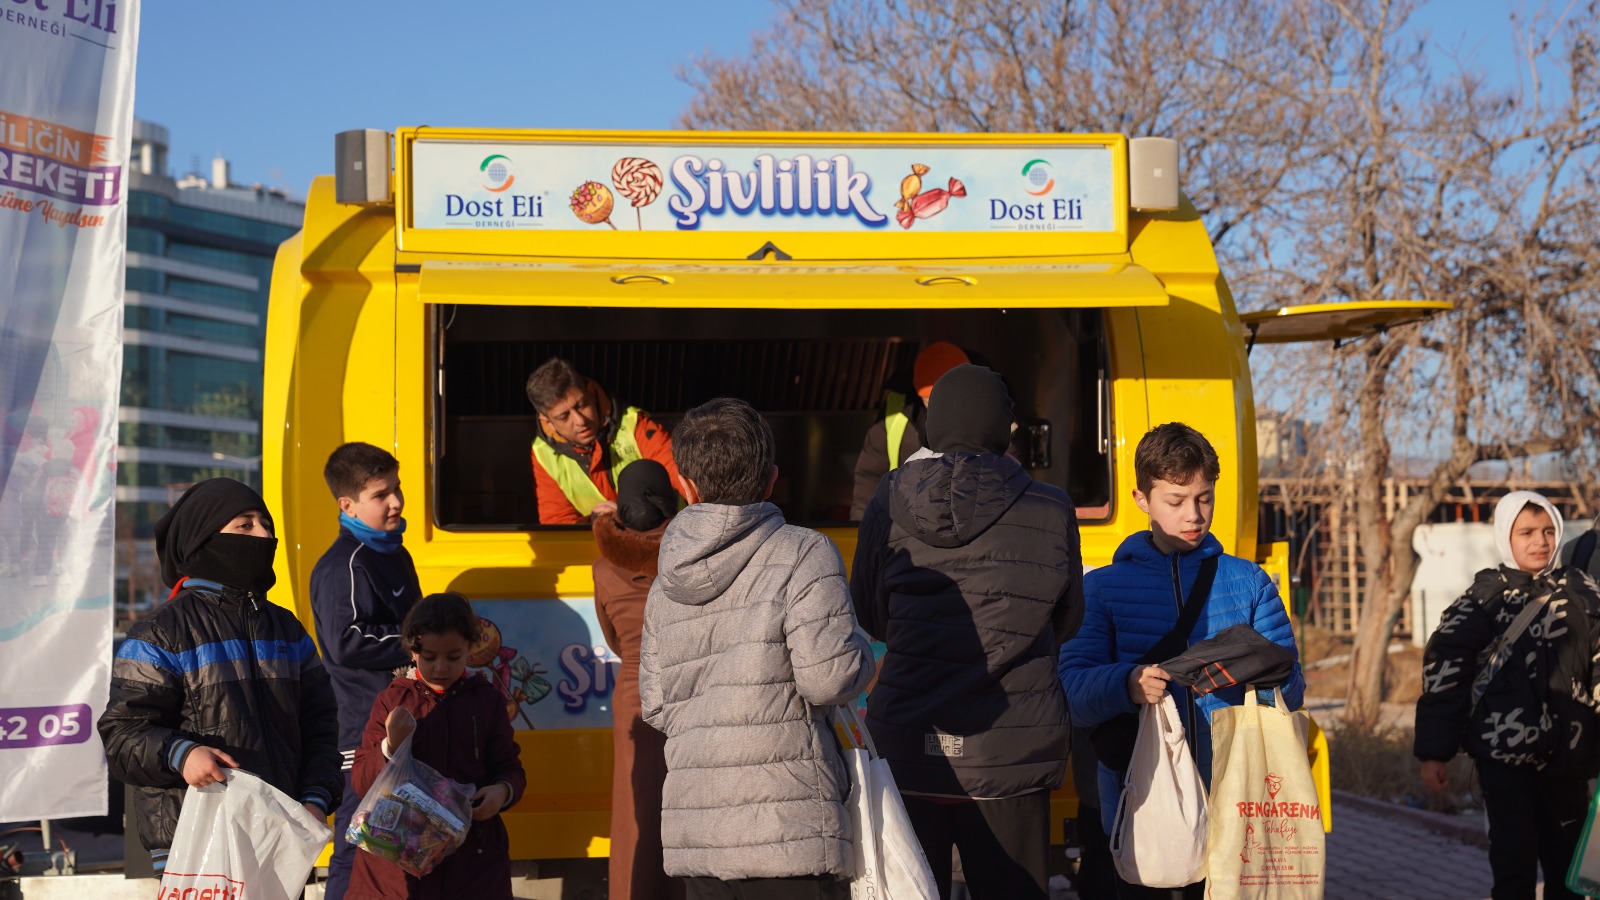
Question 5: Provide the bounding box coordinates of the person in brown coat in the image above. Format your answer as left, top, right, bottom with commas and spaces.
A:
347, 592, 527, 900
594, 459, 683, 900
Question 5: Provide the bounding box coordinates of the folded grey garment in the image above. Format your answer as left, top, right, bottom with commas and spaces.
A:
1158, 624, 1296, 695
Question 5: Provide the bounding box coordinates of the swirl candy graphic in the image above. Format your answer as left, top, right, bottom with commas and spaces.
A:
611, 157, 663, 230
569, 181, 617, 230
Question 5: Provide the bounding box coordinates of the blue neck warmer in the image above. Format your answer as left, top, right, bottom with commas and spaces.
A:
340, 512, 406, 554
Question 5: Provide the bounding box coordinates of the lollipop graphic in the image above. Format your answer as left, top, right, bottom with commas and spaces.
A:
569, 181, 617, 230
611, 157, 664, 230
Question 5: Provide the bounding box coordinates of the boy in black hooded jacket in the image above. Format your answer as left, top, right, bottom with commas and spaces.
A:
97, 477, 342, 877
851, 365, 1083, 900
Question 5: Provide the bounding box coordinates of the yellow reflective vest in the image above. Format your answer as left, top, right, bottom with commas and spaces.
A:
530, 406, 644, 517
884, 390, 910, 470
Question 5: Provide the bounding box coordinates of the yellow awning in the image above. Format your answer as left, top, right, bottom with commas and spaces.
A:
414, 261, 1171, 310
1239, 300, 1452, 344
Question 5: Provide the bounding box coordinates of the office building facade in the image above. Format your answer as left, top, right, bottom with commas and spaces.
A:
119, 120, 301, 612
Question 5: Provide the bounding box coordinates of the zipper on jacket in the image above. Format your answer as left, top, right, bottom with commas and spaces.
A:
1170, 554, 1198, 757
241, 595, 283, 782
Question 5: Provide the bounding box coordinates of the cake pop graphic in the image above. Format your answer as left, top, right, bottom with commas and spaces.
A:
611, 157, 663, 230
468, 617, 519, 700
896, 164, 930, 213
569, 181, 616, 229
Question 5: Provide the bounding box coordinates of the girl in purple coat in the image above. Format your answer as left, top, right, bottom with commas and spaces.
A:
347, 592, 526, 899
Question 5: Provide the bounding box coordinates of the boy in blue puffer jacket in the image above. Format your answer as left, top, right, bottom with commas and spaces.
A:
1058, 422, 1304, 900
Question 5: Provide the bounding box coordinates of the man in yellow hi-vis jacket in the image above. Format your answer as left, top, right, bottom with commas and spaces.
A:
527, 357, 681, 525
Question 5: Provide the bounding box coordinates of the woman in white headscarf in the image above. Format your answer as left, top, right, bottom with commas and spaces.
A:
1415, 490, 1600, 900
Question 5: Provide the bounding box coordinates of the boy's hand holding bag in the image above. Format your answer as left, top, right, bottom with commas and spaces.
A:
160, 769, 332, 900
347, 732, 475, 879
1206, 686, 1325, 900
1110, 695, 1208, 888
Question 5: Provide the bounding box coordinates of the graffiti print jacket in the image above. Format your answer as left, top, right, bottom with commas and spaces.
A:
98, 579, 343, 852
1415, 565, 1600, 773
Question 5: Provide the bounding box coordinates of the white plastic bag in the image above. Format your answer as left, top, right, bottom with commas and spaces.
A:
833, 706, 939, 900
1110, 695, 1208, 888
159, 768, 332, 900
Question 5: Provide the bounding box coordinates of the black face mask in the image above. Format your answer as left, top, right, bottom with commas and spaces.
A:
180, 533, 279, 596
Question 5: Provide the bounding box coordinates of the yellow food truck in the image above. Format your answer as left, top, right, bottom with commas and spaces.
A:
262, 127, 1444, 879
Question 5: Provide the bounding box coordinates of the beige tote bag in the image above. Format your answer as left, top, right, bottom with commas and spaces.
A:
1110, 695, 1209, 888
1206, 687, 1325, 900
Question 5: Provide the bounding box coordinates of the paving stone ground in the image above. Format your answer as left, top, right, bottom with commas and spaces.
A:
1324, 800, 1550, 900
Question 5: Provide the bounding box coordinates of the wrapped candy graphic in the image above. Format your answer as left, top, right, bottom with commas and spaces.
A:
611, 157, 663, 230
569, 181, 617, 229
896, 176, 966, 230
896, 164, 930, 212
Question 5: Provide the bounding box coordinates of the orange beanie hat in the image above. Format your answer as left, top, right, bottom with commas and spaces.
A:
913, 341, 970, 401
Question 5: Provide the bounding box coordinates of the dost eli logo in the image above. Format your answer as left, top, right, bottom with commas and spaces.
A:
480, 154, 514, 193
1021, 159, 1054, 196
443, 154, 544, 226
991, 158, 1083, 225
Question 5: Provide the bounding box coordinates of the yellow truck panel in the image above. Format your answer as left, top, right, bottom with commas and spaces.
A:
264, 129, 1396, 860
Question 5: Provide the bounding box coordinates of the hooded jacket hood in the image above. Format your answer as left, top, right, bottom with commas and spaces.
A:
1494, 490, 1564, 576
887, 452, 1030, 549
654, 502, 784, 605
593, 512, 666, 578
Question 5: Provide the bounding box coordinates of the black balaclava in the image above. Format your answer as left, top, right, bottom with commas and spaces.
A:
924, 364, 1014, 455
155, 477, 278, 595
617, 459, 677, 532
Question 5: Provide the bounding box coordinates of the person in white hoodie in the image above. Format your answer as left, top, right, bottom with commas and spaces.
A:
1415, 490, 1600, 900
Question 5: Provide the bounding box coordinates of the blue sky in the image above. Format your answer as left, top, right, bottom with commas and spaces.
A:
134, 1, 1537, 200
134, 1, 777, 197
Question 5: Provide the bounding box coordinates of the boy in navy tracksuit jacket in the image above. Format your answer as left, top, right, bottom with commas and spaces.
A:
309, 442, 423, 900
1058, 423, 1304, 899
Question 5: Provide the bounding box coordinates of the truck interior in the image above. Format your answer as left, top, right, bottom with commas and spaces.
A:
432, 303, 1114, 529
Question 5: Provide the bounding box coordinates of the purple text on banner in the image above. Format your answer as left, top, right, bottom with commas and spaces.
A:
0, 705, 95, 748
0, 147, 122, 205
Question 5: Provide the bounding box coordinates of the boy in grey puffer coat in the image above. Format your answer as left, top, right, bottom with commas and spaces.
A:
640, 398, 874, 900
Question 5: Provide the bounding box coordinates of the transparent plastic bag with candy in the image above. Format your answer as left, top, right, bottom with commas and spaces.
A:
346, 734, 474, 878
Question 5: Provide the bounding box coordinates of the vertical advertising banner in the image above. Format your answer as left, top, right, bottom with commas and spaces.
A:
0, 1, 140, 819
